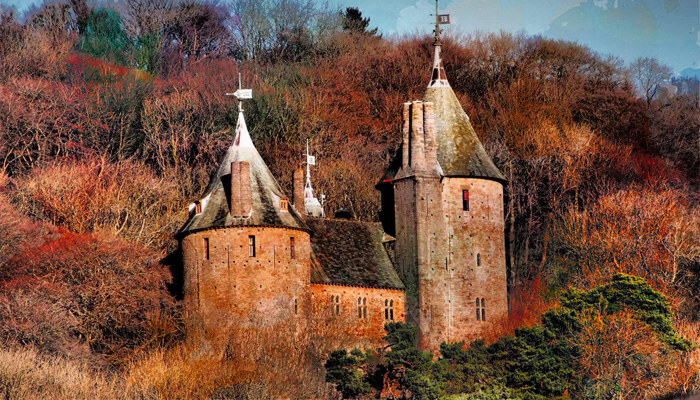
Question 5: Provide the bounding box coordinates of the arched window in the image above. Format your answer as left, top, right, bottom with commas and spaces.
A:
358, 297, 368, 320
331, 295, 341, 315
476, 298, 486, 322
385, 299, 394, 321
476, 253, 481, 267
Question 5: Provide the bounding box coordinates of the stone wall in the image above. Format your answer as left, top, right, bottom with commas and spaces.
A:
181, 226, 312, 344
440, 177, 508, 344
310, 284, 405, 349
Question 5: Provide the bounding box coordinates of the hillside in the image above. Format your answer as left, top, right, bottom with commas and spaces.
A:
1, 1, 700, 399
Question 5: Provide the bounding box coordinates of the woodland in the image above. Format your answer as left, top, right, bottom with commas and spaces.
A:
0, 0, 700, 399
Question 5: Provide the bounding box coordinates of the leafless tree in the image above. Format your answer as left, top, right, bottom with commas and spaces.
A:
629, 56, 673, 106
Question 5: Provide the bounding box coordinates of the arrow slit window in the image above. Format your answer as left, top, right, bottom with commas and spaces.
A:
462, 190, 470, 211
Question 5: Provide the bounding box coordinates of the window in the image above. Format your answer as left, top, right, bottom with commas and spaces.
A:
294, 298, 298, 315
476, 298, 486, 322
385, 299, 394, 321
462, 190, 470, 211
476, 253, 481, 267
357, 297, 367, 319
331, 295, 340, 316
195, 201, 202, 214
203, 238, 210, 260
280, 198, 289, 211
248, 235, 256, 257
290, 237, 295, 259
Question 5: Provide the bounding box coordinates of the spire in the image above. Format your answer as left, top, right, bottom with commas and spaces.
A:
179, 73, 307, 235
303, 139, 324, 217
227, 73, 254, 148
429, 0, 450, 88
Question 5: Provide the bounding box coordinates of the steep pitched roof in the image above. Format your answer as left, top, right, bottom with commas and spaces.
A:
424, 85, 505, 180
179, 110, 306, 236
379, 44, 505, 183
307, 218, 404, 290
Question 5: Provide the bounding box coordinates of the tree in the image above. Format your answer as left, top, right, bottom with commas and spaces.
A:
341, 7, 377, 35
629, 56, 673, 106
78, 8, 131, 64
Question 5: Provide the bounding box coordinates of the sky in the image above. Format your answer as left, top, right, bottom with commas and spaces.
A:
2, 0, 699, 75
338, 0, 700, 77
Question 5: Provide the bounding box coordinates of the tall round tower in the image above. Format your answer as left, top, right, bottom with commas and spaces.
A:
178, 99, 311, 343
378, 16, 508, 352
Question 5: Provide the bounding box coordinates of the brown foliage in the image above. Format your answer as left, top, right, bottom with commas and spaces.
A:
13, 158, 186, 250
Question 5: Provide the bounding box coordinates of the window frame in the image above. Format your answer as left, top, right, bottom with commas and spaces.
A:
248, 235, 256, 257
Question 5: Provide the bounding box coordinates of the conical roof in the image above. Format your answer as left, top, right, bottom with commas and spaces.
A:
179, 110, 307, 236
424, 84, 505, 180
379, 44, 505, 184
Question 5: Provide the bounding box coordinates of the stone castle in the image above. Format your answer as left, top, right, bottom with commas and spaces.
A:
178, 37, 508, 353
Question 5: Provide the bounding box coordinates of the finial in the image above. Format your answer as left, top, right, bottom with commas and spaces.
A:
226, 72, 253, 112
226, 72, 255, 147
302, 139, 324, 217
429, 1, 451, 88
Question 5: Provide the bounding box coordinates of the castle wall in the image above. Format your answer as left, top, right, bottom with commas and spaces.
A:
310, 284, 405, 349
440, 177, 508, 343
181, 226, 311, 343
392, 175, 508, 353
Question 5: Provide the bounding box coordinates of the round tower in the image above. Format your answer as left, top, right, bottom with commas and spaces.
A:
378, 13, 508, 352
178, 99, 312, 343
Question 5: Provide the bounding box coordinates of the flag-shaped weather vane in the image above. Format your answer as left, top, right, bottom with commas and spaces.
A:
432, 0, 450, 45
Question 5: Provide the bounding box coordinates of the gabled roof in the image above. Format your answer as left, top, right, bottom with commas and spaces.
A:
179, 110, 306, 236
307, 218, 404, 290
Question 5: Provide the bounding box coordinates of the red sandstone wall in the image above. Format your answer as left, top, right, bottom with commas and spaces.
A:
181, 226, 312, 343
310, 284, 405, 349
441, 177, 508, 342
393, 174, 508, 353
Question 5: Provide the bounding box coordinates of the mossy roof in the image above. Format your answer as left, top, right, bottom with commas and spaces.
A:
307, 218, 404, 290
179, 111, 306, 236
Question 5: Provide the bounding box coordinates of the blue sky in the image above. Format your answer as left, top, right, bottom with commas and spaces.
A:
3, 0, 698, 75
340, 0, 700, 76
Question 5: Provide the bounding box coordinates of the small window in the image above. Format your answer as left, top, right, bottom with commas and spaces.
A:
476, 253, 481, 267
248, 235, 256, 257
385, 299, 394, 321
290, 237, 295, 259
280, 198, 289, 211
331, 295, 340, 316
204, 238, 210, 260
195, 201, 202, 214
357, 297, 367, 320
476, 297, 485, 322
462, 190, 470, 211
294, 298, 298, 315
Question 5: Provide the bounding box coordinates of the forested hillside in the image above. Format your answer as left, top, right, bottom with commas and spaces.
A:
1, 0, 700, 399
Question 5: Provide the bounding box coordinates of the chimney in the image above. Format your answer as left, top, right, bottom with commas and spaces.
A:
401, 102, 411, 171
292, 168, 305, 217
230, 161, 251, 217
410, 101, 426, 172
423, 102, 438, 173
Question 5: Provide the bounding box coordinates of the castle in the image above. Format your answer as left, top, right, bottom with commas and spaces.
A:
178, 34, 508, 353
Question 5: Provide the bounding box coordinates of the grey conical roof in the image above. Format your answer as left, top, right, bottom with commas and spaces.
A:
179, 110, 306, 235
379, 45, 505, 184
424, 85, 505, 180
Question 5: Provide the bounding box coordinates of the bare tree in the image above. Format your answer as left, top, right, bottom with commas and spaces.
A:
629, 56, 673, 106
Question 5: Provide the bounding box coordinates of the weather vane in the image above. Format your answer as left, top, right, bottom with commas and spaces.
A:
226, 72, 253, 112
432, 0, 450, 45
